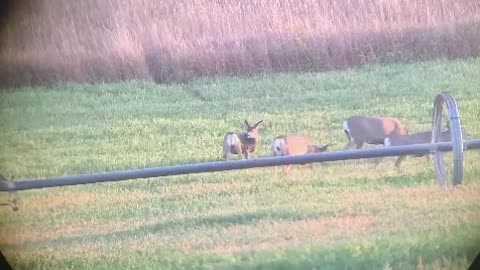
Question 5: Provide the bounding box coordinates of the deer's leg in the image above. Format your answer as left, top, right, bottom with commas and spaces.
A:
10, 193, 19, 211
343, 139, 357, 165
373, 144, 384, 166
303, 163, 314, 170
350, 141, 364, 163
222, 144, 230, 160
343, 129, 354, 150
373, 157, 381, 167
233, 145, 243, 159
0, 192, 19, 211
355, 141, 364, 149
394, 155, 407, 168
344, 140, 356, 150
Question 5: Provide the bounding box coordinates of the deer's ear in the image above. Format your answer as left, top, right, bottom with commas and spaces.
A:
245, 120, 251, 128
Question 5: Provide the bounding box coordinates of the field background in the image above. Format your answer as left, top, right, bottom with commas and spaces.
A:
1, 58, 480, 269
1, 0, 480, 269
0, 0, 480, 86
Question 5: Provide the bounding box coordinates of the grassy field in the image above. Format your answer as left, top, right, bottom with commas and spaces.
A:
1, 58, 480, 269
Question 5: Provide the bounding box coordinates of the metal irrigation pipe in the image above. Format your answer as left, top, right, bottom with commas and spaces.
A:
1, 139, 479, 192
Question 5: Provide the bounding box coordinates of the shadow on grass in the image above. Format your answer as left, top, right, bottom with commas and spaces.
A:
3, 208, 338, 249
7, 224, 479, 270
221, 225, 480, 270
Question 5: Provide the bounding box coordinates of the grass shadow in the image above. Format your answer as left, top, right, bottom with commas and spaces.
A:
3, 208, 338, 249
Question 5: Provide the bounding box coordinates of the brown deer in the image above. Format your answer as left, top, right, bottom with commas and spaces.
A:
223, 120, 264, 160
343, 116, 406, 149
271, 135, 333, 173
384, 126, 451, 167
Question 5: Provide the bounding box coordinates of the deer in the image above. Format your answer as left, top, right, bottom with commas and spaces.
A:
0, 175, 19, 211
271, 135, 333, 173
0, 197, 19, 211
343, 116, 406, 150
384, 125, 451, 168
223, 120, 264, 160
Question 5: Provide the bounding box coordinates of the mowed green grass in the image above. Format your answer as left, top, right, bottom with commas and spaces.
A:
1, 58, 480, 269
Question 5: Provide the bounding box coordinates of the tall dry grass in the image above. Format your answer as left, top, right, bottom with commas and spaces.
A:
0, 0, 479, 86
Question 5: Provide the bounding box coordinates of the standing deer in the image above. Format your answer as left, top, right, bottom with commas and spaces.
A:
223, 120, 264, 160
343, 116, 406, 149
0, 175, 18, 211
384, 126, 451, 167
271, 135, 333, 173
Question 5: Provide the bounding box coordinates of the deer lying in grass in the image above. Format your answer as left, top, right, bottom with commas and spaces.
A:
272, 135, 333, 173
384, 126, 451, 167
223, 120, 263, 160
343, 116, 406, 149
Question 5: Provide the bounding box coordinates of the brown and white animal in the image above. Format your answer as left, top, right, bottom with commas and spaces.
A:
384, 126, 451, 167
343, 116, 406, 150
223, 120, 264, 159
271, 135, 333, 172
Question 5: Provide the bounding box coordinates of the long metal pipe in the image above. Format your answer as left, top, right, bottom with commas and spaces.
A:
1, 139, 479, 191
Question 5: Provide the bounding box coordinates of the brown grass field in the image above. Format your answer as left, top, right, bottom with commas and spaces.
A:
0, 0, 479, 86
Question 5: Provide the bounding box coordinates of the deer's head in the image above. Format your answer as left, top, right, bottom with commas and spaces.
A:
244, 120, 264, 143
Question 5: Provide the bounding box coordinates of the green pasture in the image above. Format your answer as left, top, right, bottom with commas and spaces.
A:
1, 58, 479, 269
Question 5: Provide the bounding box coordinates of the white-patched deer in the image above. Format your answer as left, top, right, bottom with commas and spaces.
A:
343, 116, 406, 149
384, 126, 451, 167
271, 135, 333, 173
223, 120, 264, 160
